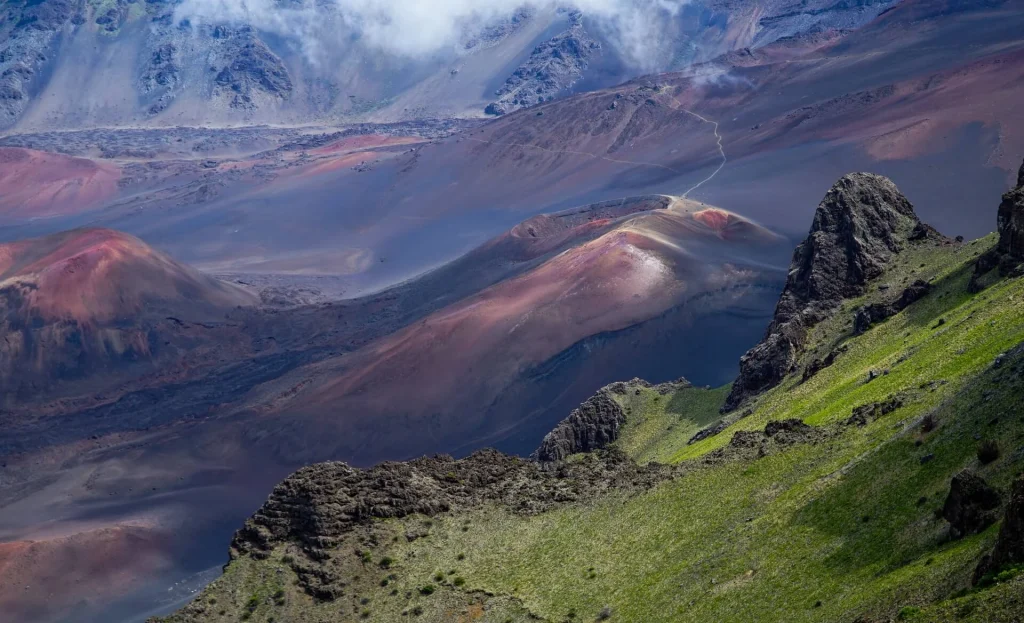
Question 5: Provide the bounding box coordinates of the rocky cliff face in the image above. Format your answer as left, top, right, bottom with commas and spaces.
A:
970, 158, 1024, 291
997, 159, 1024, 260
534, 389, 628, 462
210, 27, 293, 111
977, 473, 1024, 579
485, 11, 600, 116
230, 449, 671, 599
723, 173, 926, 412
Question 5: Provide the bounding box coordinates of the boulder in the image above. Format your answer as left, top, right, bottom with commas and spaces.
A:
943, 470, 1002, 539
976, 473, 1024, 581
534, 390, 627, 462
853, 279, 931, 334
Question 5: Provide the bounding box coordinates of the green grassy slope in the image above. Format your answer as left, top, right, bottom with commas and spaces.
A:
158, 235, 1024, 623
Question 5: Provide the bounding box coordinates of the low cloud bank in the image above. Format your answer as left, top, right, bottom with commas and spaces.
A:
175, 0, 692, 71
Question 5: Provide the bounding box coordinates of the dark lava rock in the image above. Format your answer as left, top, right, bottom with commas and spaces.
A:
997, 160, 1024, 259
976, 473, 1024, 581
909, 221, 945, 242
212, 29, 293, 110
0, 0, 79, 128
486, 11, 599, 115
688, 420, 728, 445
706, 418, 823, 462
844, 394, 905, 427
764, 418, 815, 441
853, 279, 931, 334
972, 158, 1024, 290
534, 390, 626, 462
94, 1, 130, 32
724, 173, 924, 412
943, 470, 1002, 539
230, 448, 672, 599
802, 344, 849, 382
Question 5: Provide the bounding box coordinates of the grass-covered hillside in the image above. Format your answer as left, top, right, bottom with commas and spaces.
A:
157, 173, 1024, 623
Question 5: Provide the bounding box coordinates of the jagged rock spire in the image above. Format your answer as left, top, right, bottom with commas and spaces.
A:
723, 173, 924, 412
997, 158, 1024, 259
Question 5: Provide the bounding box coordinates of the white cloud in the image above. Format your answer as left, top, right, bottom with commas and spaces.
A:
175, 0, 691, 71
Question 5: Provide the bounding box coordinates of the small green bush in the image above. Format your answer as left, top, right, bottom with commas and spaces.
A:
897, 606, 921, 620
419, 584, 436, 596
453, 577, 465, 587
379, 556, 394, 569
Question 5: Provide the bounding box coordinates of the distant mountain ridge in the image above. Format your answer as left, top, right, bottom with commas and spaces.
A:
0, 0, 902, 131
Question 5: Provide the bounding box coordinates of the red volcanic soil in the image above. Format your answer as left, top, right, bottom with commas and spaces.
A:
278, 197, 786, 445
0, 228, 255, 324
0, 228, 257, 404
491, 195, 675, 261
309, 134, 421, 155
0, 148, 120, 220
0, 524, 171, 622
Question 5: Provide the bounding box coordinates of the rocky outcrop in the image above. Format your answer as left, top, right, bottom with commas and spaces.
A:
943, 470, 1002, 540
94, 0, 130, 33
534, 390, 627, 462
723, 173, 924, 412
997, 161, 1024, 260
703, 418, 826, 462
485, 11, 600, 116
212, 28, 293, 110
801, 344, 849, 382
853, 279, 931, 334
970, 158, 1024, 291
231, 448, 671, 598
844, 393, 906, 427
976, 473, 1024, 580
140, 43, 180, 115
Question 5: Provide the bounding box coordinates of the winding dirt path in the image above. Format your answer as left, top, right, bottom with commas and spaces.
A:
662, 94, 728, 198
